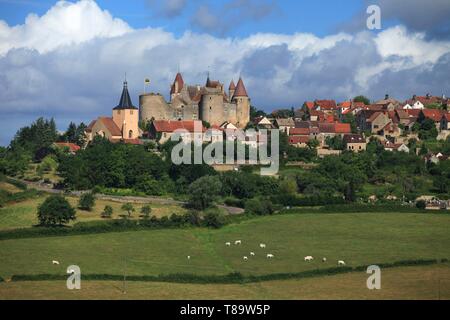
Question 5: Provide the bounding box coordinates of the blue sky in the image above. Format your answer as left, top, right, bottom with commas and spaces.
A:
0, 0, 365, 37
0, 0, 450, 146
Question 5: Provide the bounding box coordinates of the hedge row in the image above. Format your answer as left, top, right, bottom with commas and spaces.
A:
10, 259, 446, 284
270, 194, 346, 207
0, 212, 229, 241
5, 178, 28, 191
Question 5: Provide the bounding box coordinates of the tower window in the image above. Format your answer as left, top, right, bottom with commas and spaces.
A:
130, 110, 134, 115
129, 130, 133, 139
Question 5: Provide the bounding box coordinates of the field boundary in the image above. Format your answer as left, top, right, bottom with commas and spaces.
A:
1, 206, 445, 241
8, 259, 448, 285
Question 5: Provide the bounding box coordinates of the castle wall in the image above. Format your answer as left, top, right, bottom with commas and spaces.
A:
140, 94, 171, 122
235, 97, 250, 129
200, 93, 226, 126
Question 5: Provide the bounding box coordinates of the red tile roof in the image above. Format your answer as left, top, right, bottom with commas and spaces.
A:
304, 101, 315, 110
229, 80, 236, 90
54, 142, 81, 152
334, 123, 352, 134
170, 73, 184, 95
290, 128, 310, 136
98, 117, 122, 137
153, 120, 206, 133
343, 134, 365, 144
421, 109, 445, 122
315, 100, 337, 110
233, 78, 248, 97
289, 136, 310, 145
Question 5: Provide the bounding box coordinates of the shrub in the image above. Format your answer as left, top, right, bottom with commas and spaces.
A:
101, 205, 113, 219
78, 192, 95, 211
37, 195, 76, 226
416, 200, 426, 210
187, 176, 222, 210
245, 198, 275, 216
140, 205, 152, 219
224, 197, 245, 208
203, 211, 227, 229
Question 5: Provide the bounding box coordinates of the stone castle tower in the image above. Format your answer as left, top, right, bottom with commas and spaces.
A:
139, 73, 250, 129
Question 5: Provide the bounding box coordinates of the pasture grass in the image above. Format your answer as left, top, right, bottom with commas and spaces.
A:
0, 195, 188, 230
0, 212, 449, 279
1, 263, 449, 300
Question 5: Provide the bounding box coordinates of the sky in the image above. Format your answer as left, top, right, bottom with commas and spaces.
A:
0, 0, 450, 145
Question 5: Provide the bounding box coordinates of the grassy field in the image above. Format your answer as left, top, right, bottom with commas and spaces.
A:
0, 212, 449, 280
0, 182, 22, 194
0, 195, 188, 230
1, 264, 449, 300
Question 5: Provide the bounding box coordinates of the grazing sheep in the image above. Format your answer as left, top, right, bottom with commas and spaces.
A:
235, 240, 242, 245
225, 242, 231, 246
243, 256, 248, 261
266, 254, 274, 259
260, 243, 266, 249
250, 252, 255, 256
304, 256, 314, 262
187, 256, 191, 260
322, 257, 327, 262
338, 260, 346, 266
52, 260, 60, 265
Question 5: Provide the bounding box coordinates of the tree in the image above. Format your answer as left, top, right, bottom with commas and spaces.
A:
140, 205, 152, 218
121, 203, 135, 218
279, 178, 297, 195
353, 95, 370, 105
416, 200, 426, 210
101, 205, 113, 218
187, 175, 222, 210
203, 211, 227, 229
78, 192, 95, 211
37, 195, 76, 226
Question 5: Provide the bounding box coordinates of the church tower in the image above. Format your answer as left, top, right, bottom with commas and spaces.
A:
112, 80, 139, 140
233, 77, 250, 129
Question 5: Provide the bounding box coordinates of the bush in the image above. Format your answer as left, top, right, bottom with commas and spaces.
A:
37, 195, 76, 226
245, 198, 275, 216
121, 203, 135, 218
416, 200, 426, 210
224, 197, 245, 209
203, 211, 227, 229
188, 176, 222, 210
140, 205, 152, 219
101, 205, 113, 218
78, 192, 95, 211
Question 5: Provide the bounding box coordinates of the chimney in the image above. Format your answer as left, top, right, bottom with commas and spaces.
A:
426, 93, 431, 99
385, 94, 389, 100
413, 95, 417, 100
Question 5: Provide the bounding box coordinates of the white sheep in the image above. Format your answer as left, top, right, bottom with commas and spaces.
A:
235, 240, 242, 245
243, 256, 248, 261
225, 242, 231, 246
304, 256, 314, 262
250, 252, 255, 256
322, 257, 327, 262
338, 260, 346, 266
266, 254, 274, 259
52, 260, 60, 265
187, 256, 191, 260
260, 243, 266, 249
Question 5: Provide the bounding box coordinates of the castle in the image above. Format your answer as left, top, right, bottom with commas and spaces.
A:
139, 73, 251, 129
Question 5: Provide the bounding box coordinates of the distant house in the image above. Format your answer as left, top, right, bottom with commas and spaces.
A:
375, 95, 401, 110
253, 116, 274, 130
343, 134, 366, 152
274, 118, 295, 134
419, 109, 446, 130
383, 141, 409, 153
53, 142, 81, 154
289, 136, 310, 148
367, 112, 391, 135
314, 100, 337, 114
149, 120, 205, 144
440, 113, 450, 131
424, 152, 449, 164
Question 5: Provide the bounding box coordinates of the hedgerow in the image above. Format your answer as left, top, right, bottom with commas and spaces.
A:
10, 259, 446, 284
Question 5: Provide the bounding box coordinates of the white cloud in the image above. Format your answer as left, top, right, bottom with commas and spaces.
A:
1, 0, 450, 145
0, 0, 131, 55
